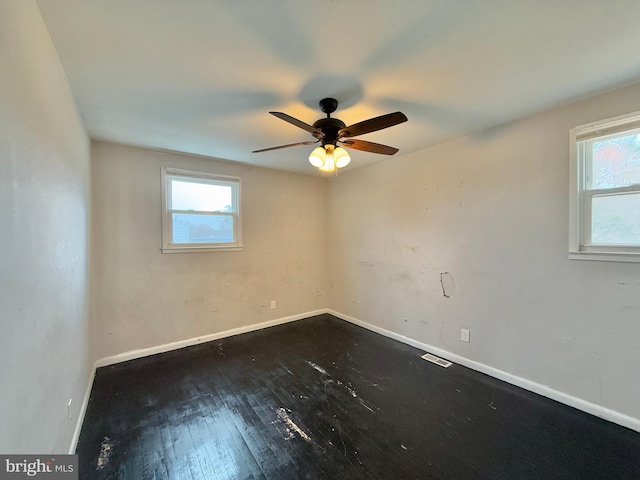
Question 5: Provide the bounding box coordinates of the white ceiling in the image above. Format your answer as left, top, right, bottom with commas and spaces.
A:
37, 0, 640, 175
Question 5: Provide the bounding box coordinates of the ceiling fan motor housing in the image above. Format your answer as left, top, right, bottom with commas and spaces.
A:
312, 117, 345, 145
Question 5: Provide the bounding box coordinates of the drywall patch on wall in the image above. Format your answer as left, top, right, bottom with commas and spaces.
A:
326, 81, 640, 423
440, 272, 455, 298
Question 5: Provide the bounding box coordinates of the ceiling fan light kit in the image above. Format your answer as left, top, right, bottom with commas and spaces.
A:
253, 98, 407, 173
309, 144, 351, 171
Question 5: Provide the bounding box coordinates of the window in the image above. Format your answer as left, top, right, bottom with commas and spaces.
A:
569, 111, 640, 262
161, 167, 242, 253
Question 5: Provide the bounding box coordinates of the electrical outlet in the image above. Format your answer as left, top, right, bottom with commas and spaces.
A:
270, 300, 276, 309
460, 328, 470, 343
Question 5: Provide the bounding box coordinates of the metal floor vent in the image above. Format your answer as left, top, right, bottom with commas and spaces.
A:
421, 352, 452, 368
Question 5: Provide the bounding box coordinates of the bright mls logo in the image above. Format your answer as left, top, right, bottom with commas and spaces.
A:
0, 455, 77, 479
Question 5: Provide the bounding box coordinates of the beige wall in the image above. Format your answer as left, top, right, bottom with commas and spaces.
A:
327, 82, 640, 421
4, 1, 639, 450
0, 1, 91, 453
90, 141, 328, 359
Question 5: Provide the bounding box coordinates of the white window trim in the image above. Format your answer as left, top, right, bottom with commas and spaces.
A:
569, 111, 640, 263
161, 167, 243, 253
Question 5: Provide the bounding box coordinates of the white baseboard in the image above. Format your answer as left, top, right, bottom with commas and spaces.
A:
69, 307, 639, 454
327, 309, 640, 433
95, 309, 325, 368
68, 365, 95, 454
68, 309, 325, 453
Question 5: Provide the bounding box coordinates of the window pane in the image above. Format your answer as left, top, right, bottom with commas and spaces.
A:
590, 133, 640, 189
170, 179, 233, 212
172, 213, 234, 244
591, 193, 640, 245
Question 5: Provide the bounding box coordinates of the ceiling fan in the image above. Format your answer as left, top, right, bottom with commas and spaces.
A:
253, 98, 408, 172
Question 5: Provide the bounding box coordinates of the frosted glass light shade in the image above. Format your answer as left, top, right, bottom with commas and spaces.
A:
334, 147, 351, 168
309, 146, 325, 167
319, 155, 335, 172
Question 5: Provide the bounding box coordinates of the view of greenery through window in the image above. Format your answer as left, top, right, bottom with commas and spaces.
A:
590, 133, 640, 245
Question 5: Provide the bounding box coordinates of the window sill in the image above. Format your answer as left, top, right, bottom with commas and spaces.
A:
568, 250, 640, 263
162, 246, 243, 254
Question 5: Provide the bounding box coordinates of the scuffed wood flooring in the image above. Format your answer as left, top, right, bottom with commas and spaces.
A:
76, 314, 640, 479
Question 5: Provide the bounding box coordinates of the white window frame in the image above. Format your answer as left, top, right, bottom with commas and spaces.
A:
569, 111, 640, 263
161, 167, 242, 253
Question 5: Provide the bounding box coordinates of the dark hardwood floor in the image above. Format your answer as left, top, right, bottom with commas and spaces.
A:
76, 314, 640, 479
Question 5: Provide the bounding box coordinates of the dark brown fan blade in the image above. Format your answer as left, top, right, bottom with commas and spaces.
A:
270, 112, 323, 136
340, 139, 399, 155
252, 140, 318, 153
338, 112, 407, 138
